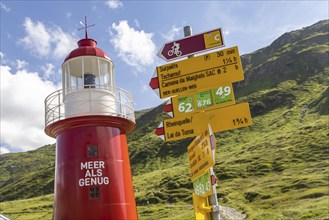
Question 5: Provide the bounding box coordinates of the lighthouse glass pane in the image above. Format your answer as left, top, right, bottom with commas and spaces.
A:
62, 58, 84, 90
62, 66, 68, 90
99, 59, 114, 90
83, 57, 98, 88
68, 58, 83, 78
70, 75, 77, 87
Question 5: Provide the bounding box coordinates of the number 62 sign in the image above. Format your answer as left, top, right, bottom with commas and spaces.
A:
167, 83, 236, 118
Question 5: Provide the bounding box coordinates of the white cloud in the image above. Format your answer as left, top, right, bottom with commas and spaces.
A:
141, 84, 148, 93
52, 27, 77, 59
134, 19, 140, 28
16, 59, 29, 70
19, 17, 51, 57
162, 25, 181, 41
109, 20, 156, 72
41, 63, 56, 80
0, 65, 59, 152
66, 12, 72, 18
105, 0, 123, 9
0, 52, 5, 62
223, 30, 230, 35
0, 2, 10, 12
18, 17, 77, 60
0, 147, 10, 154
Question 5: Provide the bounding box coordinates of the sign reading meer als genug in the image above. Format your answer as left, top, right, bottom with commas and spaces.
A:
149, 46, 243, 99
157, 28, 224, 61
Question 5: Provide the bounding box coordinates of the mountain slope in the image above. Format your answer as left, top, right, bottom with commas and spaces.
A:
237, 19, 329, 97
0, 20, 328, 220
0, 144, 55, 201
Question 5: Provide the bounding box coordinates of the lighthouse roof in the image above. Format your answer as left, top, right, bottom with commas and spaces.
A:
63, 38, 111, 63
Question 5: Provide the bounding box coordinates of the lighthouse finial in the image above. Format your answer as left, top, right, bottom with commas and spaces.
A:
78, 16, 95, 39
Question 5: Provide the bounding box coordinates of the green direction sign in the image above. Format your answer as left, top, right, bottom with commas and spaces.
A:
177, 95, 194, 113
196, 90, 213, 109
166, 83, 235, 118
213, 85, 233, 104
193, 169, 212, 197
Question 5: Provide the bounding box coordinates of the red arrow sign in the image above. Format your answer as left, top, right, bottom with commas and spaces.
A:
157, 28, 224, 61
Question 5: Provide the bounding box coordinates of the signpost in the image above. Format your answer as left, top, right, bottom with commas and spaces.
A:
155, 102, 252, 142
157, 28, 224, 61
164, 83, 235, 117
192, 193, 211, 220
149, 46, 243, 99
188, 130, 215, 180
150, 26, 253, 220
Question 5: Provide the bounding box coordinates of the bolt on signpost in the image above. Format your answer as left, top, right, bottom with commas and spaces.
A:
149, 25, 252, 220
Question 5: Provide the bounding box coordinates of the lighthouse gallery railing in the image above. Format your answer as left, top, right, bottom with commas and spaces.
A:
45, 85, 135, 127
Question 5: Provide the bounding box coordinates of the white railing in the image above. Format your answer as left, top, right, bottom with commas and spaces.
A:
45, 85, 135, 127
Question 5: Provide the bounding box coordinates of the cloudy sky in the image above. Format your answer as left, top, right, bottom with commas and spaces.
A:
1, 0, 328, 153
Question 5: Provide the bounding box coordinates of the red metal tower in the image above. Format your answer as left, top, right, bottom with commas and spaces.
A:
44, 21, 138, 219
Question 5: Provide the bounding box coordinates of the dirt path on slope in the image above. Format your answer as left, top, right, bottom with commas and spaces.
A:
219, 205, 247, 220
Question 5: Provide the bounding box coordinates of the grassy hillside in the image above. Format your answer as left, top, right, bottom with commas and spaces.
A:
0, 144, 55, 202
0, 20, 328, 219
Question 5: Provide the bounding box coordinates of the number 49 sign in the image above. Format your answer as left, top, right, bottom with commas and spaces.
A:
169, 84, 235, 118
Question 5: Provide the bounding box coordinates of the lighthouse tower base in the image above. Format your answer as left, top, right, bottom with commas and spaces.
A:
47, 116, 137, 220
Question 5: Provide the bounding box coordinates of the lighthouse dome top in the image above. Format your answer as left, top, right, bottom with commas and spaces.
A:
63, 38, 111, 63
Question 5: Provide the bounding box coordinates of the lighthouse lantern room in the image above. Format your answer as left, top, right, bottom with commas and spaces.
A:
62, 38, 117, 118
44, 18, 138, 220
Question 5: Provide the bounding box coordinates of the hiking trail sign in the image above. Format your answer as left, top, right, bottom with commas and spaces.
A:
155, 102, 252, 142
157, 28, 224, 61
149, 46, 243, 99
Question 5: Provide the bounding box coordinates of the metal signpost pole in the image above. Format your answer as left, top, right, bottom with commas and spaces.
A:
184, 26, 220, 220
152, 24, 251, 220
184, 26, 194, 59
209, 168, 220, 220
208, 124, 220, 220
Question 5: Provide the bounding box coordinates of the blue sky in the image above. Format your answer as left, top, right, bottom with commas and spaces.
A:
1, 0, 328, 153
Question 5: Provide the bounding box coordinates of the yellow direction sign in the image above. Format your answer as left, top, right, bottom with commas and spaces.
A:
192, 193, 211, 220
150, 46, 244, 99
156, 102, 252, 142
164, 83, 235, 118
188, 131, 214, 180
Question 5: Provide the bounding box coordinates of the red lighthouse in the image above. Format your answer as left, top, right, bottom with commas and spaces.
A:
44, 20, 138, 219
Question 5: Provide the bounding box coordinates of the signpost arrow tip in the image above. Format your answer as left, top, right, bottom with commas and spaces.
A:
155, 122, 165, 141
163, 99, 173, 117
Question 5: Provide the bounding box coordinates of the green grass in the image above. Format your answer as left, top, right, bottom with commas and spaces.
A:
1, 73, 328, 220
0, 195, 54, 220
0, 194, 195, 220
1, 20, 328, 220
1, 74, 328, 220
